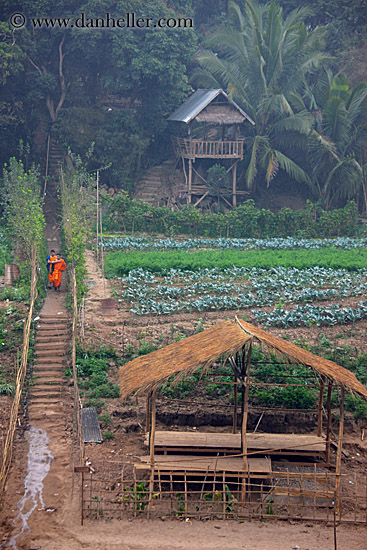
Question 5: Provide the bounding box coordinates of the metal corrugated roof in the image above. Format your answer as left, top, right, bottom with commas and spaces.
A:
82, 407, 103, 443
168, 89, 255, 125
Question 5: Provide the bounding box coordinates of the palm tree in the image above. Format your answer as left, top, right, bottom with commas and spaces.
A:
304, 71, 367, 209
192, 0, 331, 193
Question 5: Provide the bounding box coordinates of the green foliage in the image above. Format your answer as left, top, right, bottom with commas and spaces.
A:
60, 161, 94, 303
66, 345, 119, 402
102, 430, 114, 441
99, 412, 111, 424
105, 248, 367, 277
125, 482, 149, 511
206, 164, 229, 199
102, 194, 360, 239
1, 158, 45, 263
0, 231, 12, 273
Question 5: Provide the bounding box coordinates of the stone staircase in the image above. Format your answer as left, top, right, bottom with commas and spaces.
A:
134, 160, 184, 206
28, 314, 71, 425
47, 139, 66, 177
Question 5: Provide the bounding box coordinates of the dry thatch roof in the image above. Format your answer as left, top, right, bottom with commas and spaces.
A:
119, 320, 251, 401
119, 319, 367, 402
236, 319, 367, 399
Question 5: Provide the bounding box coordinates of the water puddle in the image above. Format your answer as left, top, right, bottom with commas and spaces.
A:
7, 425, 53, 549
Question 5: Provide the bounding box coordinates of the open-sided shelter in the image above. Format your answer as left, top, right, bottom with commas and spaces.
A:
119, 318, 367, 509
168, 89, 255, 207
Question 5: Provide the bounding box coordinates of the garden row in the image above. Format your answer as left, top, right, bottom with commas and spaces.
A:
102, 236, 367, 252
114, 266, 367, 321
105, 248, 367, 277
101, 194, 361, 238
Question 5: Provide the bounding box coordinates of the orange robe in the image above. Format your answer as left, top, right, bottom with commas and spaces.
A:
48, 255, 57, 284
51, 259, 66, 288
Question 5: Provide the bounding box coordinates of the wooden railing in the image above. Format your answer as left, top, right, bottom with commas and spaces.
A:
173, 137, 244, 160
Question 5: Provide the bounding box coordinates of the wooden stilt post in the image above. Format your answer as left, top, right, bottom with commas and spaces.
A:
188, 158, 192, 204
233, 377, 238, 434
317, 376, 325, 437
148, 389, 157, 516
146, 392, 151, 434
326, 381, 333, 466
232, 162, 237, 208
335, 386, 345, 519
241, 343, 252, 505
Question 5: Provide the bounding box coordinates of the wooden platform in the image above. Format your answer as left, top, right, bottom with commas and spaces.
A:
145, 431, 325, 457
137, 455, 272, 474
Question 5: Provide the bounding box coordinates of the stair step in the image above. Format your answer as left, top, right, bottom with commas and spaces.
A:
35, 348, 67, 356
39, 313, 70, 321
35, 331, 71, 338
33, 357, 66, 365
36, 325, 70, 332
35, 337, 70, 345
33, 362, 65, 369
29, 398, 64, 405
34, 342, 69, 351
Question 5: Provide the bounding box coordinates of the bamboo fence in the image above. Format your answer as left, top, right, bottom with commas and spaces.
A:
0, 246, 38, 497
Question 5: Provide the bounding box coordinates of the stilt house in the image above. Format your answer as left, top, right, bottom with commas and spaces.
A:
168, 89, 255, 207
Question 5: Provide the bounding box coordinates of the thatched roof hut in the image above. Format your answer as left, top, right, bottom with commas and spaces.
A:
119, 318, 367, 402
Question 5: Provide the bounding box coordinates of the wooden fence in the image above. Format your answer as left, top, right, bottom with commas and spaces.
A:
77, 462, 367, 525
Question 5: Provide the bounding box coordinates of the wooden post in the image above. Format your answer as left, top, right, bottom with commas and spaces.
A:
326, 381, 333, 466
146, 393, 151, 434
232, 162, 237, 208
241, 343, 252, 505
148, 389, 157, 515
149, 389, 157, 468
233, 377, 238, 434
96, 171, 99, 261
188, 158, 192, 204
317, 376, 325, 437
81, 470, 84, 525
335, 386, 345, 519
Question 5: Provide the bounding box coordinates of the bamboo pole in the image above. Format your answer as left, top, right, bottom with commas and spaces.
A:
148, 389, 157, 516
335, 386, 345, 519
233, 377, 238, 433
232, 162, 237, 208
96, 170, 99, 260
149, 389, 157, 467
99, 208, 106, 298
317, 376, 325, 437
326, 381, 333, 466
188, 158, 192, 203
146, 393, 151, 434
241, 343, 252, 505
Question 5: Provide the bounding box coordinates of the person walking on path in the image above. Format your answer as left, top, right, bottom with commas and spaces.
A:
47, 250, 57, 289
49, 253, 66, 291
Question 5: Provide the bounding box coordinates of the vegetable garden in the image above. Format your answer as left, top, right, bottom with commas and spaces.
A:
102, 237, 367, 327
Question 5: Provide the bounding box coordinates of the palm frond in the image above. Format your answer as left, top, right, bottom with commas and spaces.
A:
274, 150, 312, 185
323, 96, 351, 153
346, 84, 367, 125
266, 152, 279, 186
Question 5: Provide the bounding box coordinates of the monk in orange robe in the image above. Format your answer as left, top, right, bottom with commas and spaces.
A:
50, 253, 67, 291
47, 251, 57, 288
